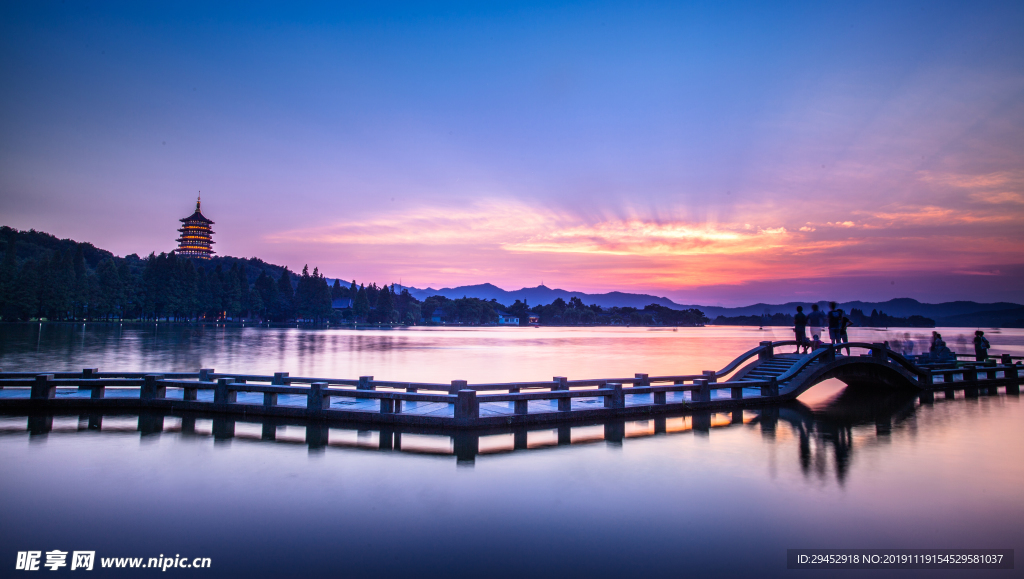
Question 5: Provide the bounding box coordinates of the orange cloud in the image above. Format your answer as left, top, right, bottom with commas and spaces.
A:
260, 196, 1024, 293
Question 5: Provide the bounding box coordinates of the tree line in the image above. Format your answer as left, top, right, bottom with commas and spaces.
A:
711, 308, 935, 328
0, 226, 709, 326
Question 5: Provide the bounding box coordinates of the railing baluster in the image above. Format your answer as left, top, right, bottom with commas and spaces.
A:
215, 378, 236, 404
603, 383, 624, 409
32, 374, 55, 400
555, 376, 570, 411
692, 378, 710, 403
454, 390, 478, 420
307, 382, 330, 411
141, 374, 166, 401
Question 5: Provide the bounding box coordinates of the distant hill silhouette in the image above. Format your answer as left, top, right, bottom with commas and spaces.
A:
407, 283, 683, 310
406, 284, 1022, 326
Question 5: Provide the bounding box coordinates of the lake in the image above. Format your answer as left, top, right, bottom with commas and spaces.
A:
1, 324, 1022, 577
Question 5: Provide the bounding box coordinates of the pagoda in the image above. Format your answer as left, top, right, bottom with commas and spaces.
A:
175, 195, 215, 259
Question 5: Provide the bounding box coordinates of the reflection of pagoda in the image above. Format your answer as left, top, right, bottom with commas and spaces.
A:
175, 195, 215, 259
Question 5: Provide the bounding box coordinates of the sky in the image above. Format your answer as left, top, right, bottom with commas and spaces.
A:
1, 1, 1023, 306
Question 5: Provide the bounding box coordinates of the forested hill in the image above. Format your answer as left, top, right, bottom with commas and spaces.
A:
0, 226, 297, 285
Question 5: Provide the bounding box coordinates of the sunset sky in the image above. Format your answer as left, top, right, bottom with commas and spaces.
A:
2, 1, 1022, 306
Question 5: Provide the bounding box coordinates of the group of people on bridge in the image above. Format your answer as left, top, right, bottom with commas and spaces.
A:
789, 302, 994, 363
792, 302, 851, 355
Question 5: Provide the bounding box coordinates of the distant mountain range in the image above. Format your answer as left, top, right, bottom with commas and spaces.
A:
405, 283, 1023, 327
406, 283, 684, 310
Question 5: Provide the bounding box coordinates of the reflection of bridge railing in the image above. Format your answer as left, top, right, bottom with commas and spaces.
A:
0, 341, 1020, 428
0, 379, 990, 475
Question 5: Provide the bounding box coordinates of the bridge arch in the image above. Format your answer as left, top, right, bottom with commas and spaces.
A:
782, 356, 921, 400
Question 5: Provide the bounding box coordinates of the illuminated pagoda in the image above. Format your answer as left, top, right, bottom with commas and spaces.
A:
175, 194, 215, 259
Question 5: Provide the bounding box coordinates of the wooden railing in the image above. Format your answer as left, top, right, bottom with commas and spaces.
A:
1, 342, 1020, 426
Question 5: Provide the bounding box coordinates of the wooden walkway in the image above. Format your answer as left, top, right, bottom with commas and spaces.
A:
1, 341, 1020, 429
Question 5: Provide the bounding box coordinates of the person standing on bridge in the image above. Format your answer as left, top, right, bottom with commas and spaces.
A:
793, 306, 809, 353
839, 310, 852, 356
827, 302, 843, 347
808, 303, 825, 341
974, 330, 991, 362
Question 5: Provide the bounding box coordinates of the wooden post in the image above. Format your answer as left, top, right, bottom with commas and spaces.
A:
557, 425, 571, 445
731, 386, 744, 400
449, 379, 467, 395
307, 382, 330, 411
760, 377, 779, 397
453, 432, 479, 464
693, 410, 711, 433
824, 345, 836, 363
603, 382, 625, 409
692, 378, 711, 403
380, 397, 396, 414
513, 427, 528, 449
306, 424, 328, 450
554, 376, 570, 411
32, 374, 56, 400
141, 374, 166, 401
81, 368, 105, 399
653, 389, 666, 404
454, 390, 479, 420
634, 373, 649, 385
514, 398, 529, 415
872, 343, 887, 361
1005, 363, 1019, 393
963, 365, 978, 382
758, 341, 774, 360
702, 370, 717, 383
214, 378, 236, 404
199, 368, 214, 382
358, 376, 375, 391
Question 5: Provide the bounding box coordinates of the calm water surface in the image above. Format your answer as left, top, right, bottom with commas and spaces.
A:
1, 325, 1022, 578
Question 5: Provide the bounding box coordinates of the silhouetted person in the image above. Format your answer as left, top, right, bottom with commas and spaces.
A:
827, 301, 842, 347
794, 306, 808, 353
929, 332, 954, 362
811, 334, 823, 350
808, 303, 825, 340
901, 332, 915, 357
974, 330, 990, 362
839, 309, 852, 355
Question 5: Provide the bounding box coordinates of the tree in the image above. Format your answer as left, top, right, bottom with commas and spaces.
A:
353, 284, 370, 321
373, 284, 396, 323
276, 267, 294, 320
254, 271, 278, 319
95, 258, 122, 320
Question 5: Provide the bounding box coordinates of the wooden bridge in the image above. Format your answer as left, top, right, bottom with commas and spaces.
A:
1, 341, 1020, 429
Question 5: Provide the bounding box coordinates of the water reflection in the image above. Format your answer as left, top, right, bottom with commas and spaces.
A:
3, 383, 1004, 484
3, 323, 1023, 385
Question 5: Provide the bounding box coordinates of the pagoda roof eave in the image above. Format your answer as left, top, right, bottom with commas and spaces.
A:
179, 210, 214, 224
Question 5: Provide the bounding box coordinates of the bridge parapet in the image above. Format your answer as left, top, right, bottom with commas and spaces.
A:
0, 343, 1020, 428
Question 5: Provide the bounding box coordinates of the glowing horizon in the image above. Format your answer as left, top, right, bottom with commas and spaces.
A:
1, 2, 1022, 306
